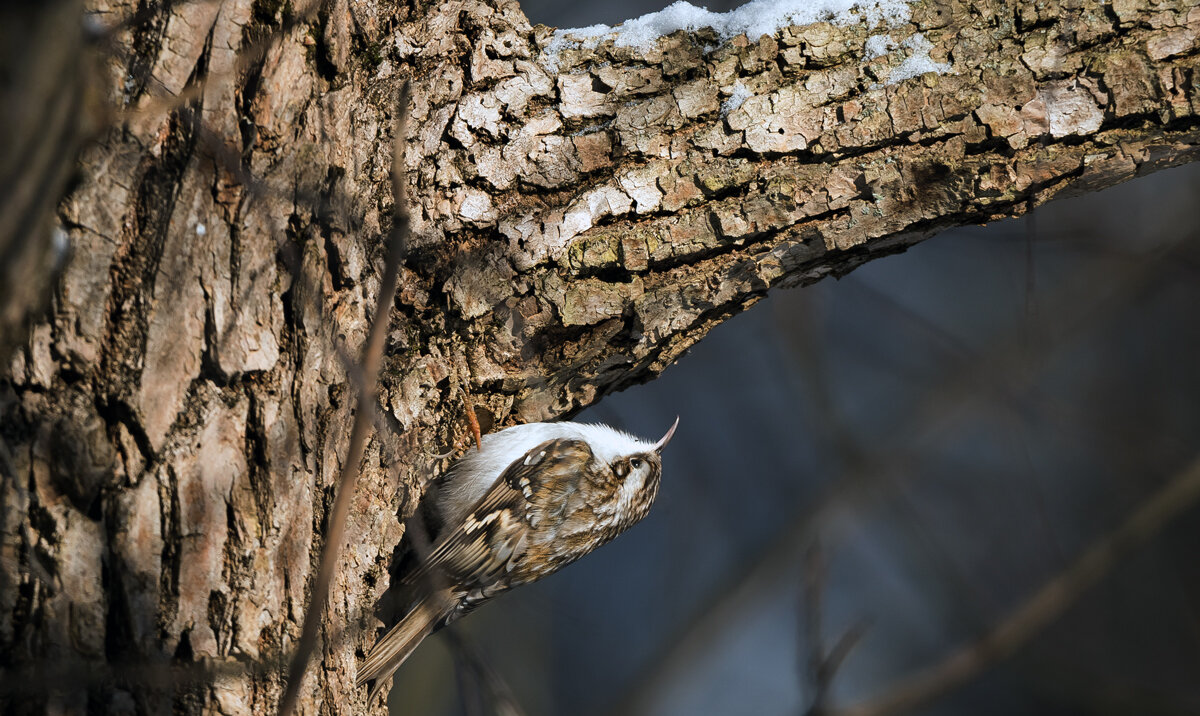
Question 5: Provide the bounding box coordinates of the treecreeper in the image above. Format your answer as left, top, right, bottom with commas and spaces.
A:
358, 418, 680, 697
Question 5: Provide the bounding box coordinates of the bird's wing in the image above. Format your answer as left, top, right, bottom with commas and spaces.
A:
501, 437, 595, 530
402, 438, 595, 593
360, 439, 596, 696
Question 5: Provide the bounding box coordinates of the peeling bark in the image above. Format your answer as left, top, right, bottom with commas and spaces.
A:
2, 0, 1200, 713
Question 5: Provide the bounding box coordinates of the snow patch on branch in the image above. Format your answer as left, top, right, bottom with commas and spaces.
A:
547, 0, 913, 59
864, 33, 896, 58
887, 33, 952, 84
721, 82, 753, 116
866, 32, 952, 85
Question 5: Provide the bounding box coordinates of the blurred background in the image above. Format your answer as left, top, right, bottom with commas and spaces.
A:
388, 2, 1200, 715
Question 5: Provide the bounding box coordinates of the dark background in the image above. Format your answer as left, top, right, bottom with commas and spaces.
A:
389, 2, 1200, 714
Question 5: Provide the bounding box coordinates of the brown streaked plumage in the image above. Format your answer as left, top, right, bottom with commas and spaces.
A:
358, 419, 676, 697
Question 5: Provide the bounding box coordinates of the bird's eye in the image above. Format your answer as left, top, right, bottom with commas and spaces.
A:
630, 457, 644, 470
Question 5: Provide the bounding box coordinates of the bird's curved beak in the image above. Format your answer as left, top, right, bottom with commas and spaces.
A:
652, 416, 679, 454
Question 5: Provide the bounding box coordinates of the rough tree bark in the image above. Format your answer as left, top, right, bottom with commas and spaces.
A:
2, 0, 1199, 713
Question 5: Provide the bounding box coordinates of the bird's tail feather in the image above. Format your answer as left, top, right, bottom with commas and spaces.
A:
358, 589, 455, 700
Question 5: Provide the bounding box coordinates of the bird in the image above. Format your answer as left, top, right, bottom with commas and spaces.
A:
357, 417, 679, 697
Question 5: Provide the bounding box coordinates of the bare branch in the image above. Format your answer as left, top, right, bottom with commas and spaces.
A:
609, 237, 1193, 715
832, 454, 1200, 716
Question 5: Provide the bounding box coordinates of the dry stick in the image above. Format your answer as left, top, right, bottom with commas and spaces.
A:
460, 386, 483, 451
833, 453, 1200, 716
277, 80, 412, 716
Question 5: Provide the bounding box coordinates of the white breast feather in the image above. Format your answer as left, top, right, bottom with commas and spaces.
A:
434, 422, 655, 526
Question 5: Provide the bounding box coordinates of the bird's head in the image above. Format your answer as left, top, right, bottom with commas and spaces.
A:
580, 417, 678, 530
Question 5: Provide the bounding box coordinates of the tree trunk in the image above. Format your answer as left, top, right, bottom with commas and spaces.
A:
2, 0, 1199, 713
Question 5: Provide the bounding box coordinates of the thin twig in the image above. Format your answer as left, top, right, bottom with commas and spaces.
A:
819, 622, 870, 698
606, 238, 1190, 716
460, 386, 483, 451
277, 80, 411, 716
801, 539, 870, 716
443, 629, 529, 716
831, 453, 1200, 716
802, 540, 826, 708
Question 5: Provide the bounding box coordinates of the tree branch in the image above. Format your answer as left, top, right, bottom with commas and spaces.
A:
2, 0, 1199, 714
